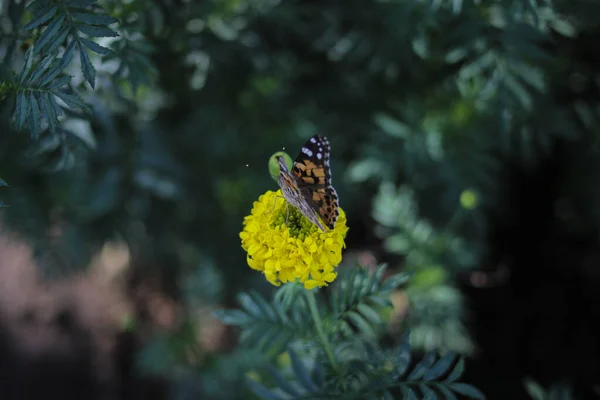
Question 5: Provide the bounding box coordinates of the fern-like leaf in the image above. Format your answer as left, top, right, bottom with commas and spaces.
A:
14, 45, 89, 138
24, 0, 119, 88
214, 290, 311, 356
330, 264, 410, 338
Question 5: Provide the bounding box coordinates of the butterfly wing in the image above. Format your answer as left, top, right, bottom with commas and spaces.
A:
291, 135, 340, 230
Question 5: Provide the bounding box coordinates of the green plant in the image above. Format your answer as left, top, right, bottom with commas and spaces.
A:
216, 264, 485, 400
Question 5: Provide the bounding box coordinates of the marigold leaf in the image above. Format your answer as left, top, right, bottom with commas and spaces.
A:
15, 92, 29, 129
28, 92, 41, 139
78, 45, 97, 87
26, 53, 55, 85
66, 0, 97, 6
288, 349, 318, 393
60, 39, 77, 70
356, 303, 382, 325
408, 352, 436, 381
382, 272, 411, 290
19, 47, 35, 84
449, 383, 485, 399
237, 292, 263, 318
366, 295, 392, 308
47, 74, 71, 90
446, 358, 465, 382
396, 331, 412, 377
420, 384, 439, 400
424, 352, 456, 381
347, 311, 376, 338
70, 12, 118, 25
74, 24, 119, 37
39, 62, 65, 88
438, 386, 458, 400
24, 5, 58, 31
249, 291, 276, 320
382, 391, 394, 400
80, 37, 112, 55
213, 309, 251, 326
402, 387, 418, 400
42, 26, 70, 56
54, 91, 91, 113
266, 364, 301, 397
35, 15, 65, 53
246, 378, 286, 400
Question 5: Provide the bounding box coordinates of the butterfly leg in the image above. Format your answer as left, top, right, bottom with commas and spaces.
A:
285, 202, 290, 225
264, 195, 286, 215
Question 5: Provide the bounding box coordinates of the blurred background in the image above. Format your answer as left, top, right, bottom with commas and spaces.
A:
1, 0, 600, 399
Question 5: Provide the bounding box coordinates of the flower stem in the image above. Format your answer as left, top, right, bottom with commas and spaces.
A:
305, 289, 340, 373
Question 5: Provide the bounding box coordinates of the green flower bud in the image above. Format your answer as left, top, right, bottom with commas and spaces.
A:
268, 151, 293, 182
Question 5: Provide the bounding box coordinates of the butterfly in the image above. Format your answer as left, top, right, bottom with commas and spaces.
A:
275, 135, 340, 232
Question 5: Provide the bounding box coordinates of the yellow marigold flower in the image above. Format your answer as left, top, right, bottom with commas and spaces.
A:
240, 190, 349, 290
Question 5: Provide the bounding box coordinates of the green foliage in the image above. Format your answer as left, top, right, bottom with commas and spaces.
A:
24, 0, 118, 87
524, 378, 574, 400
14, 45, 89, 138
1, 0, 600, 398
1, 0, 121, 172
216, 265, 485, 399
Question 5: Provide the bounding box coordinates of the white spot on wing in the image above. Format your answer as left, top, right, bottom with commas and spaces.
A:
310, 137, 317, 143
317, 153, 322, 160
301, 147, 313, 156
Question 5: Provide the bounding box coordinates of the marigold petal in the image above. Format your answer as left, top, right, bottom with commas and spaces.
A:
240, 189, 348, 289
304, 280, 321, 290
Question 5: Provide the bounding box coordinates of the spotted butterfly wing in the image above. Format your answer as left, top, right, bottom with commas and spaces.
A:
291, 135, 340, 230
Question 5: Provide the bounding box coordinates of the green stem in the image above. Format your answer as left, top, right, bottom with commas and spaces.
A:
305, 289, 340, 373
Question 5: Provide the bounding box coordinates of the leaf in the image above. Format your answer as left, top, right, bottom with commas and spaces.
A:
15, 91, 29, 129
19, 46, 35, 84
70, 12, 118, 26
408, 352, 436, 380
357, 303, 382, 325
39, 61, 66, 88
249, 291, 276, 320
38, 93, 58, 132
213, 309, 251, 325
0, 178, 8, 187
396, 331, 412, 377
26, 53, 55, 85
54, 91, 91, 113
24, 5, 58, 30
347, 311, 376, 338
420, 384, 439, 400
382, 272, 411, 290
424, 352, 455, 381
266, 364, 301, 397
238, 292, 263, 318
449, 383, 486, 399
60, 39, 77, 70
74, 24, 119, 37
35, 15, 65, 53
445, 358, 464, 382
28, 92, 41, 139
78, 45, 97, 87
288, 349, 317, 393
80, 37, 112, 55
47, 74, 71, 89
438, 386, 458, 400
42, 26, 71, 56
523, 377, 546, 400
246, 378, 286, 400
66, 0, 98, 6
